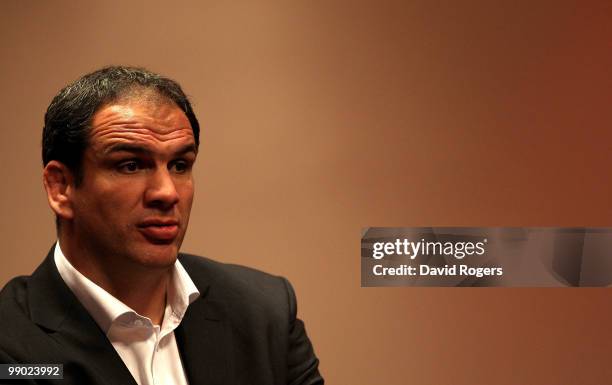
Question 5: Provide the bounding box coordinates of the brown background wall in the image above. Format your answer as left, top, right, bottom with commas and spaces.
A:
1, 1, 611, 384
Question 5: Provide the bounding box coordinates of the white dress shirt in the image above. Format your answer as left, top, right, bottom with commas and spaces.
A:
54, 242, 200, 385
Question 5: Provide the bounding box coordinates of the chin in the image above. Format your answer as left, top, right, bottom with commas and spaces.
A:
134, 244, 179, 269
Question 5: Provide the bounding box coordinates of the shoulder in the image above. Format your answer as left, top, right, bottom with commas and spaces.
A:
0, 275, 30, 321
178, 253, 288, 288
178, 253, 294, 310
0, 275, 41, 360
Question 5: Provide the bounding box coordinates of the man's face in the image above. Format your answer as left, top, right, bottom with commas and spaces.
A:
69, 97, 197, 270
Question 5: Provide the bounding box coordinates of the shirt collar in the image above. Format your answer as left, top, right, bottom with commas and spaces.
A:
53, 242, 200, 333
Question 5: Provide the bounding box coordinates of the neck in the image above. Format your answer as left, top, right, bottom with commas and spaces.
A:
109, 273, 169, 325
58, 236, 171, 325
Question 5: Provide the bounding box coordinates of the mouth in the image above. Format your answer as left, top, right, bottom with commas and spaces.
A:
137, 219, 180, 243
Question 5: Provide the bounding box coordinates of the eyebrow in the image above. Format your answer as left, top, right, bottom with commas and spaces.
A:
104, 143, 198, 156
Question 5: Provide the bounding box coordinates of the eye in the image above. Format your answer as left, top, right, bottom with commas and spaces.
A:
117, 160, 141, 174
170, 160, 190, 174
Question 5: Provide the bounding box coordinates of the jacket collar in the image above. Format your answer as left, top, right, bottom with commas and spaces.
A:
28, 247, 137, 385
175, 254, 230, 385
27, 247, 228, 385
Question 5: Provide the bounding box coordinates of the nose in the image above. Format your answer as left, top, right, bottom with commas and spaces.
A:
144, 168, 180, 210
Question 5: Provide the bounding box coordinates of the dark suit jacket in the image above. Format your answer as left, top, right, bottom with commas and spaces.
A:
0, 249, 324, 385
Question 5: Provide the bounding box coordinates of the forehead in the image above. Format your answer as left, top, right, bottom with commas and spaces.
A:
88, 98, 194, 151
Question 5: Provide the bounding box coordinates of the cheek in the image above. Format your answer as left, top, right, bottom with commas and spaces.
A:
178, 180, 194, 199
177, 185, 195, 213
180, 188, 194, 206
79, 183, 144, 215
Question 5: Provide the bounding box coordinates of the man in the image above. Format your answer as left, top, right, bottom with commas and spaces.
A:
0, 66, 323, 385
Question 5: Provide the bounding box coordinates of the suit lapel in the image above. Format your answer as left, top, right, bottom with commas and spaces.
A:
27, 249, 232, 385
28, 248, 137, 385
175, 270, 232, 385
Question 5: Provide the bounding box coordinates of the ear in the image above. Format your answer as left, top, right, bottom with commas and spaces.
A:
43, 161, 75, 220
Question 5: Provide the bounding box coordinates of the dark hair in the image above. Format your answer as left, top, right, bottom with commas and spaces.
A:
42, 66, 200, 184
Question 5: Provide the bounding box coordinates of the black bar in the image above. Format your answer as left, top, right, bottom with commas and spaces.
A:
0, 364, 63, 379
